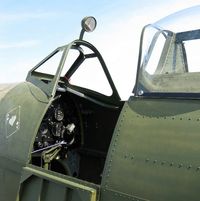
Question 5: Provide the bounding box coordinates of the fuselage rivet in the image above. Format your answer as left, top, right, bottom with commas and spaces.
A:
178, 164, 183, 168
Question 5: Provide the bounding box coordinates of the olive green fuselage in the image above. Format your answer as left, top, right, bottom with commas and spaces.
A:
102, 97, 200, 201
0, 82, 49, 201
1, 82, 200, 201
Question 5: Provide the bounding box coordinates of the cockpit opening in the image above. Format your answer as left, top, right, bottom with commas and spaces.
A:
30, 89, 123, 184
28, 38, 123, 185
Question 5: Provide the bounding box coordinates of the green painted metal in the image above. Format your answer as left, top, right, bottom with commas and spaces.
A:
102, 97, 200, 201
0, 82, 49, 162
0, 81, 101, 201
0, 84, 18, 101
2, 13, 200, 201
0, 82, 49, 200
18, 165, 99, 201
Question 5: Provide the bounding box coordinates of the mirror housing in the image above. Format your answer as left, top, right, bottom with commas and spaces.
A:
79, 16, 97, 40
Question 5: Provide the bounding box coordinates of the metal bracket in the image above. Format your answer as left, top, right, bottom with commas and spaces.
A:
42, 145, 61, 170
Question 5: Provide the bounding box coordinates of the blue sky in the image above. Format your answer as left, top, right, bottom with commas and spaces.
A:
0, 0, 199, 99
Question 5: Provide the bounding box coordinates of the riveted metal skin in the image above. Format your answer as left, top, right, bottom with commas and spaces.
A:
0, 82, 100, 201
3, 12, 200, 201
0, 82, 49, 200
101, 96, 200, 201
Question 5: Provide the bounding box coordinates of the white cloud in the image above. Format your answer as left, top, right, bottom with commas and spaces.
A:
0, 58, 38, 83
0, 12, 58, 22
88, 2, 200, 100
1, 1, 200, 99
0, 40, 40, 49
